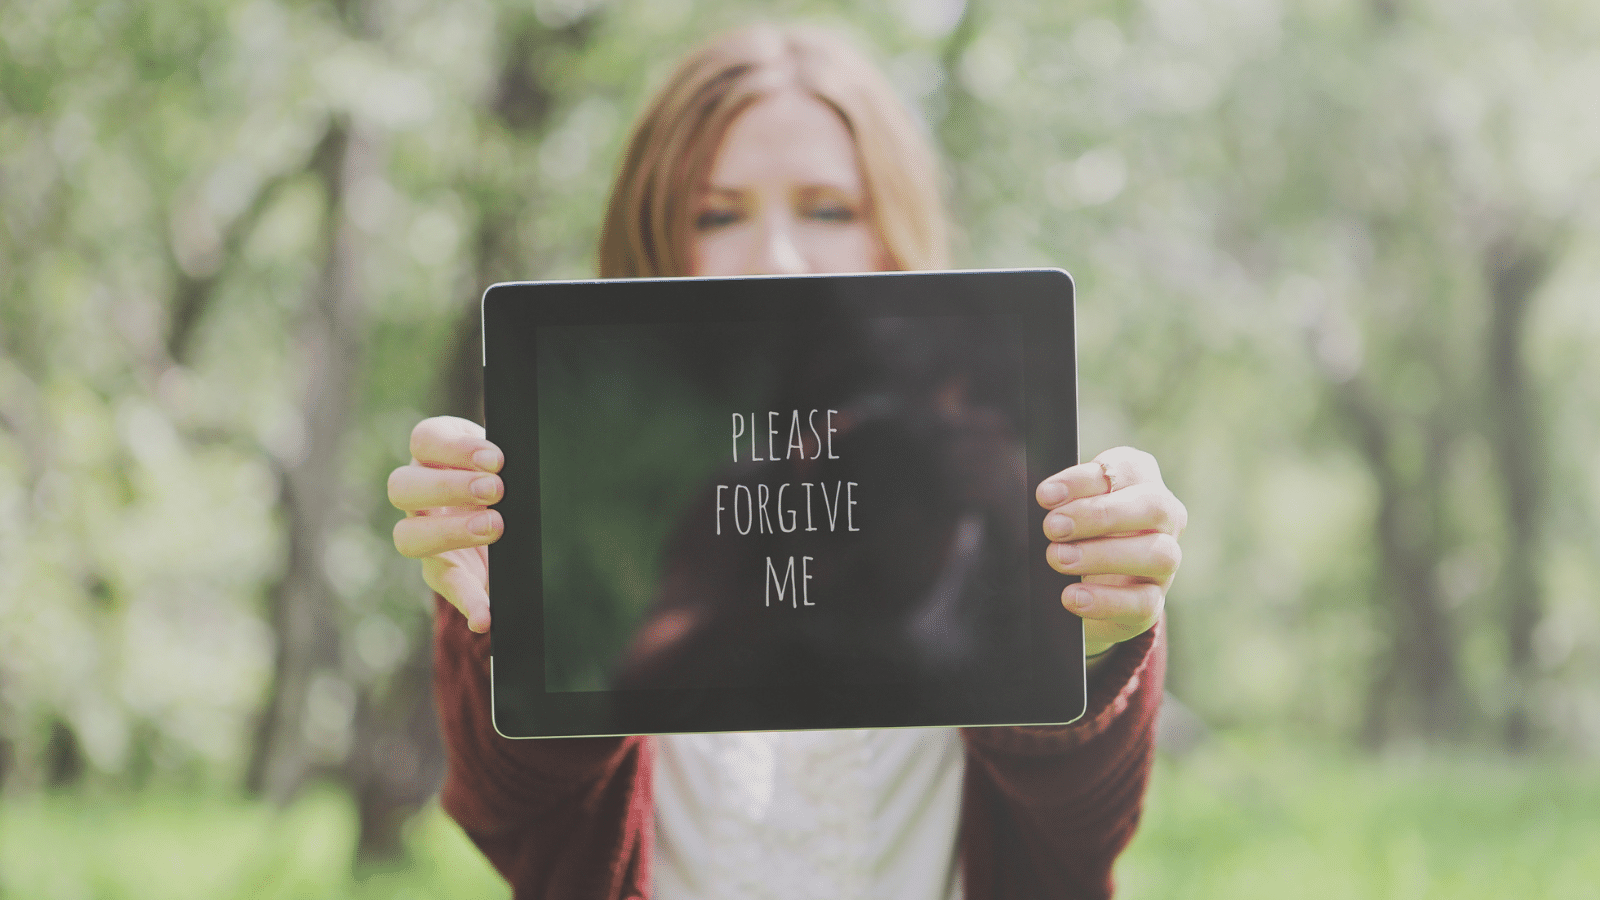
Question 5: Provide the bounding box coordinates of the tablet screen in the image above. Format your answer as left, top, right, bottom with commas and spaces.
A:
485, 270, 1081, 737
537, 313, 1030, 694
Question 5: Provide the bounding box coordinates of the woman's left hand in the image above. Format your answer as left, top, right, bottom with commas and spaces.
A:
1036, 446, 1186, 660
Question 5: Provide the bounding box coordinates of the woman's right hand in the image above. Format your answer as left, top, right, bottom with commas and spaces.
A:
389, 416, 504, 633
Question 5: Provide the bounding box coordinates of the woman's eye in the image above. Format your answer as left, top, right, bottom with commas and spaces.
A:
695, 209, 740, 230
807, 205, 856, 223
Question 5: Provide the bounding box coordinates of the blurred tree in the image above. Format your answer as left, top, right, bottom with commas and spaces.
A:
1482, 223, 1562, 752
339, 4, 609, 865
244, 113, 367, 799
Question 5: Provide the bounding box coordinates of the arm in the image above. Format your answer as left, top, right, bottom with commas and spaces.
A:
433, 594, 655, 899
958, 617, 1165, 900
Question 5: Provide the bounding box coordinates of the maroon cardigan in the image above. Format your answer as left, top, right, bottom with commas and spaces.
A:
433, 595, 1165, 900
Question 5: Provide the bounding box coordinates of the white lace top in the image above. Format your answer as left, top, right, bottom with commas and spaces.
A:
652, 728, 966, 900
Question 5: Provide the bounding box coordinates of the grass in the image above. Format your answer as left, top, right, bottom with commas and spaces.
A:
2, 739, 1596, 899
0, 784, 507, 900
1118, 737, 1600, 899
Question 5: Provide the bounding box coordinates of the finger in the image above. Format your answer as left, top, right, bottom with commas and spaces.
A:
393, 509, 502, 559
1036, 461, 1115, 509
1042, 482, 1188, 542
410, 416, 502, 472
1035, 447, 1162, 509
1047, 531, 1182, 583
1093, 446, 1162, 494
424, 555, 492, 633
1062, 578, 1164, 643
389, 465, 502, 512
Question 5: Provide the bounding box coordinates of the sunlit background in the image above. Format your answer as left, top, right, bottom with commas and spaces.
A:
2, 0, 1598, 896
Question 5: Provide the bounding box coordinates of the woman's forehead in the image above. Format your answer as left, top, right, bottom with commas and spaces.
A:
705, 90, 863, 191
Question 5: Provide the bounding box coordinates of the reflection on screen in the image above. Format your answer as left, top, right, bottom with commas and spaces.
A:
536, 315, 1030, 693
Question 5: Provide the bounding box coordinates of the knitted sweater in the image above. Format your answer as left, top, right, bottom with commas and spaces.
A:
433, 595, 1165, 900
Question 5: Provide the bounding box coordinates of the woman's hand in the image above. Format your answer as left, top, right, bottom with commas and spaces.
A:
1036, 446, 1186, 661
389, 416, 504, 633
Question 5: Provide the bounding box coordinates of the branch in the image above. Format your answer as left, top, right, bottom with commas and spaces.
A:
163, 123, 339, 366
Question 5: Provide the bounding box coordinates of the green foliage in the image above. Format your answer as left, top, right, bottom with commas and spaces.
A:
932, 0, 1600, 747
1, 0, 1597, 848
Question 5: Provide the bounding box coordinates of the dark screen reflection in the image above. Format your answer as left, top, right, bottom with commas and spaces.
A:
537, 314, 1030, 692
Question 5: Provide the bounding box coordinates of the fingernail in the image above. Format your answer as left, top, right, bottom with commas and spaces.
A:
471, 476, 499, 502
1038, 482, 1067, 506
1063, 583, 1088, 613
472, 448, 502, 471
1044, 512, 1074, 540
469, 512, 497, 537
1053, 544, 1081, 568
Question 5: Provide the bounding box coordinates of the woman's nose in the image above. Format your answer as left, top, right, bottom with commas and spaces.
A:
754, 216, 808, 275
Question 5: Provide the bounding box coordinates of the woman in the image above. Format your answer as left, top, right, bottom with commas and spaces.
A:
389, 23, 1186, 900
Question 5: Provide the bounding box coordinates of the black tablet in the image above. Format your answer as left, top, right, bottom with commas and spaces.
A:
483, 269, 1083, 738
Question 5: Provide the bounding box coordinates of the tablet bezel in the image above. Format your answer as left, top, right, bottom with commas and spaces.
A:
483, 269, 1083, 739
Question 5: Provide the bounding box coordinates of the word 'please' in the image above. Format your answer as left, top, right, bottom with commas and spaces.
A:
732, 410, 839, 462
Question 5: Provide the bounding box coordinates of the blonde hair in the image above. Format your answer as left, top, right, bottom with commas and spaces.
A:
597, 24, 949, 278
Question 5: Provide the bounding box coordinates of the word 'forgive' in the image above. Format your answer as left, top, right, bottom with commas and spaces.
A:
714, 481, 859, 535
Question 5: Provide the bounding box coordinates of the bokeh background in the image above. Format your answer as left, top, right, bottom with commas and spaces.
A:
2, 0, 1597, 896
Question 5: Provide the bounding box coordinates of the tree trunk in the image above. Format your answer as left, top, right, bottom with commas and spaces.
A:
345, 612, 447, 865
1335, 376, 1467, 746
245, 118, 374, 801
1483, 231, 1554, 753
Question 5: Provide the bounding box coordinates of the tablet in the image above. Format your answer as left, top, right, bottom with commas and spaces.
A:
483, 269, 1082, 738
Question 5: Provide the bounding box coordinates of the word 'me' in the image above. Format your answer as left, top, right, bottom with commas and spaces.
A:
732, 410, 840, 462
765, 555, 814, 608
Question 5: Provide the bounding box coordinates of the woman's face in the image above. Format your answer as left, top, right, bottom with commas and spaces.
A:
689, 90, 891, 277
